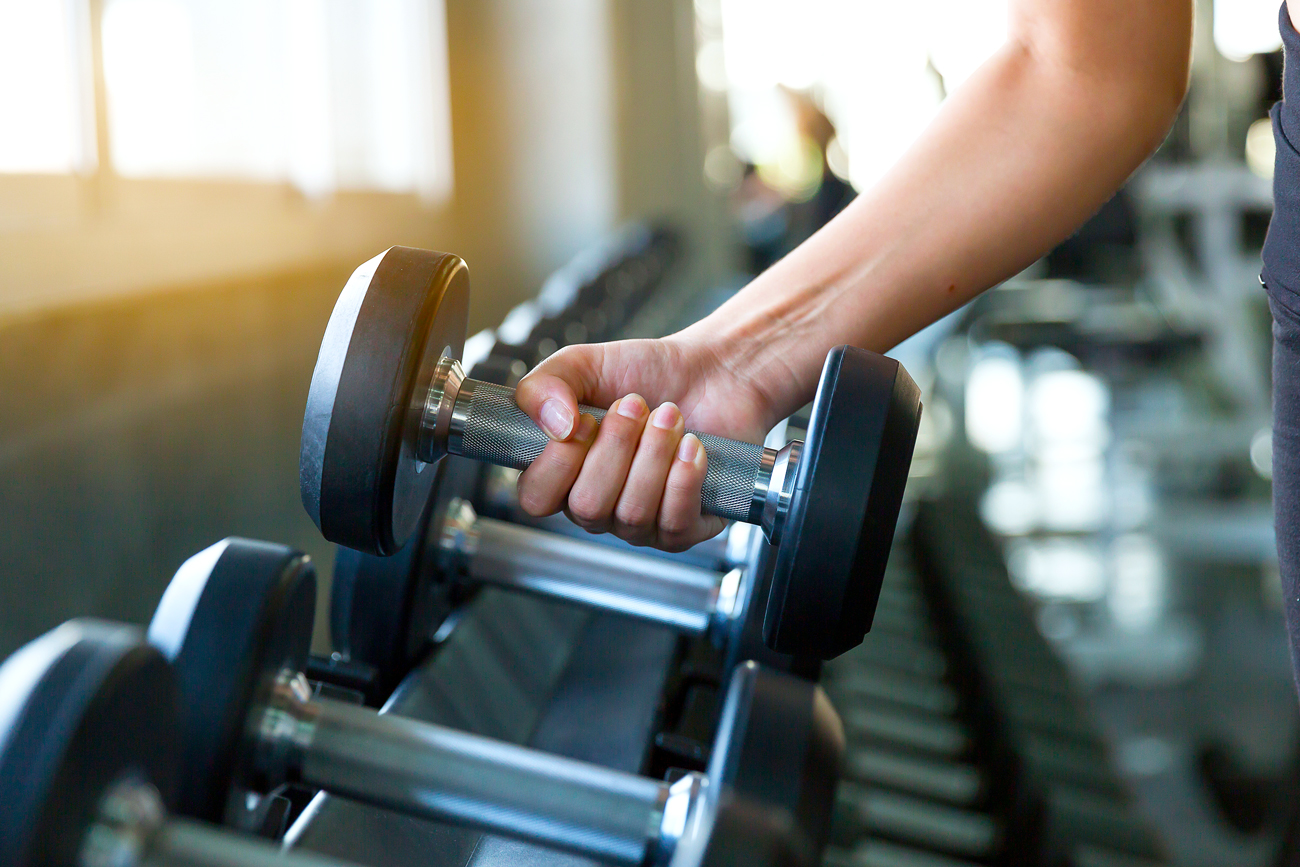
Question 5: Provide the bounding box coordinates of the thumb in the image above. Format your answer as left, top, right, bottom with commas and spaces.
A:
515, 345, 602, 441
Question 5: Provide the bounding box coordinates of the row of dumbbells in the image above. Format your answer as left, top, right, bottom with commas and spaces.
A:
0, 533, 839, 867
285, 227, 856, 857
909, 499, 1168, 865
794, 501, 1170, 867
482, 222, 684, 370
286, 223, 1161, 867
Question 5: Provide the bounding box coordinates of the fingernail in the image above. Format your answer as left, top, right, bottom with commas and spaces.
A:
576, 413, 599, 442
540, 400, 573, 440
677, 433, 700, 462
616, 394, 647, 420
651, 402, 681, 430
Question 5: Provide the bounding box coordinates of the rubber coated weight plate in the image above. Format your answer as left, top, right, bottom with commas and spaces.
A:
302, 247, 470, 555
148, 538, 316, 822
331, 456, 482, 696
704, 662, 844, 866
0, 621, 179, 867
723, 540, 798, 676
764, 347, 921, 658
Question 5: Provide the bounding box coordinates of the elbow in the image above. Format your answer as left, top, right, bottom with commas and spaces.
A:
1025, 4, 1193, 155
1069, 40, 1190, 162
1109, 19, 1194, 151
1120, 58, 1191, 155
1141, 49, 1191, 136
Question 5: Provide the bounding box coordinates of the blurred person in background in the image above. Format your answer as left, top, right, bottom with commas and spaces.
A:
783, 87, 857, 242
734, 88, 857, 274
512, 0, 1193, 577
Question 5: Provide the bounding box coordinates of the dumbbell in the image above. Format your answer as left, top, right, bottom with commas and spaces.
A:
0, 621, 818, 867
147, 537, 844, 865
330, 454, 786, 696
300, 247, 921, 657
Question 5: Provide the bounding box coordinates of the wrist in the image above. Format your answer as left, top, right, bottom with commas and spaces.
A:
670, 301, 815, 426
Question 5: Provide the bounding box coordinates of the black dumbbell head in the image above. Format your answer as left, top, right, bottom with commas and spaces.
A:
696, 661, 845, 867
148, 538, 316, 822
302, 247, 470, 555
0, 620, 179, 867
331, 457, 481, 691
765, 346, 921, 658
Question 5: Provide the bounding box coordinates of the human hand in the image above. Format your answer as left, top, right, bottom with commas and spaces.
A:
513, 333, 778, 551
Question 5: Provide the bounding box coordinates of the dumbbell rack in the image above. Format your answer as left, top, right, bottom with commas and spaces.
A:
288, 589, 684, 864
816, 497, 1168, 866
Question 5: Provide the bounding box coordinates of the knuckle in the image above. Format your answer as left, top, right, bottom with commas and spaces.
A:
615, 500, 654, 528
567, 490, 607, 525
545, 343, 583, 367
599, 420, 640, 450
658, 508, 695, 536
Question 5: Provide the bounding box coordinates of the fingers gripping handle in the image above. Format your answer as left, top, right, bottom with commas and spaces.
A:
450, 379, 767, 524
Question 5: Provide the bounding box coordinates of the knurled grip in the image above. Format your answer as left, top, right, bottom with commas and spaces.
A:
452, 379, 765, 523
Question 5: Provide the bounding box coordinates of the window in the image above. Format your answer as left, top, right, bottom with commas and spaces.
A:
0, 0, 94, 174
1, 0, 452, 200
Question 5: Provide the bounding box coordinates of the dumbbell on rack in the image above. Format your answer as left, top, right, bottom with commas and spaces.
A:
0, 620, 829, 867
146, 537, 844, 865
327, 452, 788, 701
300, 246, 921, 658
327, 360, 766, 697
416, 493, 744, 637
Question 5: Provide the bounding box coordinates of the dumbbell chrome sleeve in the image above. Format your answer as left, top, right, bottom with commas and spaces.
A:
255, 673, 700, 866
420, 358, 802, 539
438, 498, 743, 639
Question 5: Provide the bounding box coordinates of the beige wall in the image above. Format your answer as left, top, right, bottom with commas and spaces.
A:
443, 0, 620, 326
609, 0, 731, 289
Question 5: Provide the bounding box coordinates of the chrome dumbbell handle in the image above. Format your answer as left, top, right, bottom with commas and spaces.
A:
256, 673, 706, 867
418, 358, 801, 541
437, 498, 743, 640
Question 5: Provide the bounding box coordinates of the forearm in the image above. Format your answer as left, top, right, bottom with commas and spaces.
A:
684, 12, 1189, 417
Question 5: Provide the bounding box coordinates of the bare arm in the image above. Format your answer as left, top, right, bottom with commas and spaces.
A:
515, 0, 1193, 550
